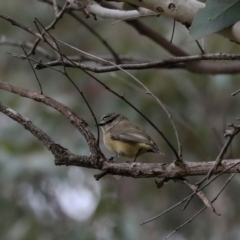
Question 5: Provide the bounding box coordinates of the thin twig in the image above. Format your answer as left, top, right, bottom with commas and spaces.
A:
183, 124, 234, 209
207, 124, 240, 179
195, 40, 205, 54
144, 95, 181, 161
164, 173, 236, 240
8, 51, 65, 74
170, 20, 175, 43
176, 179, 219, 215
0, 12, 42, 39
231, 88, 240, 96
0, 36, 54, 59
165, 207, 206, 240
21, 46, 43, 94
52, 0, 59, 16
94, 170, 109, 180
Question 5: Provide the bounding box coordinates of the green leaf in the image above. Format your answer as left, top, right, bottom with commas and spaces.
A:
190, 0, 240, 40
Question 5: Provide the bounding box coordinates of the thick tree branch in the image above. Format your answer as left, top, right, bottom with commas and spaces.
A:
1, 95, 240, 179
89, 160, 240, 179
0, 81, 103, 159
0, 101, 102, 168
0, 101, 70, 160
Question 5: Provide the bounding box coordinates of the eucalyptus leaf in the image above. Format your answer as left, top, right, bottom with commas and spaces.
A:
190, 0, 240, 40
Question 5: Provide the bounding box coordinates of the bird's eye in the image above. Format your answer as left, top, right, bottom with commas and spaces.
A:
102, 115, 108, 120
101, 115, 108, 122
101, 113, 116, 123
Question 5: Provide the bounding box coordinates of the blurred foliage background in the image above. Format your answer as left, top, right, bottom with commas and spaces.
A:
1, 0, 240, 239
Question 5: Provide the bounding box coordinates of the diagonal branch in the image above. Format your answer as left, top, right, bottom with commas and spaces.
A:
207, 124, 240, 179
0, 12, 42, 39
175, 179, 219, 215
164, 173, 236, 240
0, 81, 102, 159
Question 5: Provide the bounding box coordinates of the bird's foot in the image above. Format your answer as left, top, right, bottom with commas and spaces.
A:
108, 156, 114, 162
108, 154, 118, 162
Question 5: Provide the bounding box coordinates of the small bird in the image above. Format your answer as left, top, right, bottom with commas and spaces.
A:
97, 113, 164, 162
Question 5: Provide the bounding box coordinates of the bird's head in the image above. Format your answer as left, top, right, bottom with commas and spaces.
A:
97, 113, 127, 131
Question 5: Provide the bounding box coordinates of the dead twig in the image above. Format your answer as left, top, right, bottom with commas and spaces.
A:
207, 123, 240, 179
164, 173, 236, 240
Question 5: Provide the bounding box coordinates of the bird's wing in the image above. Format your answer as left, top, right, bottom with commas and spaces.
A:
110, 129, 153, 145
110, 126, 164, 155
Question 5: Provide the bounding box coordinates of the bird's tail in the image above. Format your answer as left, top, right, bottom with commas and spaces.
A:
151, 143, 165, 156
